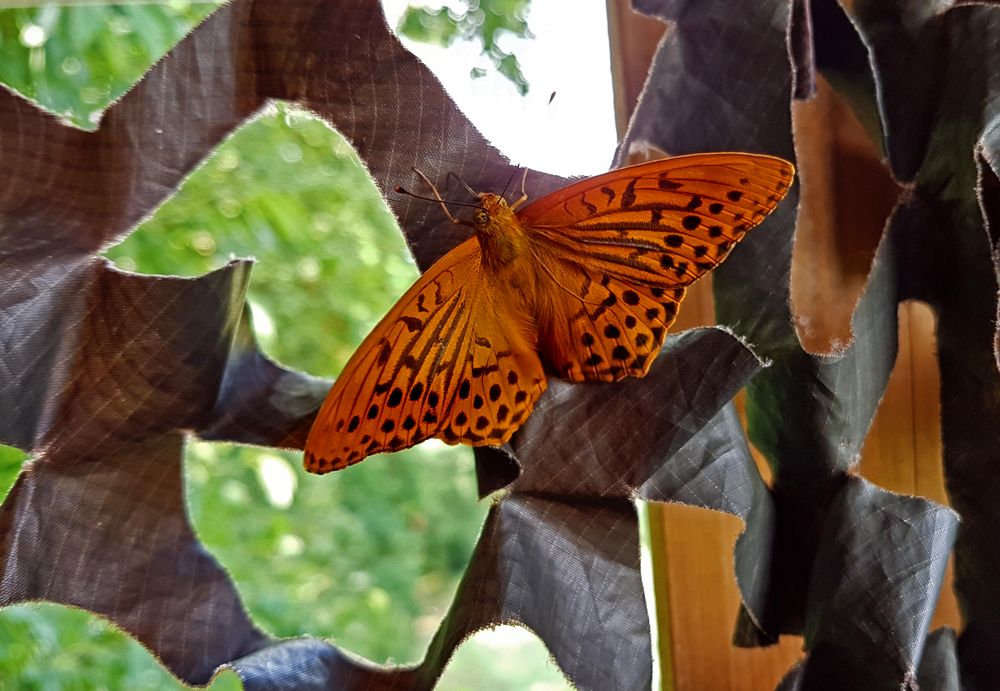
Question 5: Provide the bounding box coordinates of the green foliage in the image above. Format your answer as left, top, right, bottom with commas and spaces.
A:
0, 2, 219, 129
105, 106, 418, 379
397, 0, 531, 94
0, 445, 25, 503
0, 603, 242, 691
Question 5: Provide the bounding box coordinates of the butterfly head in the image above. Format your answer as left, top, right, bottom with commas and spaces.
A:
473, 193, 528, 269
474, 193, 516, 227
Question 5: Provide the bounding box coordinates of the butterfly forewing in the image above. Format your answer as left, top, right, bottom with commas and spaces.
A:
305, 238, 476, 472
437, 294, 547, 447
520, 153, 793, 384
519, 153, 794, 289
305, 238, 546, 473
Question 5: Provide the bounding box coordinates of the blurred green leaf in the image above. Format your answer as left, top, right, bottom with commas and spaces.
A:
0, 3, 218, 127
0, 445, 26, 503
396, 5, 461, 45
397, 0, 531, 95
0, 602, 245, 690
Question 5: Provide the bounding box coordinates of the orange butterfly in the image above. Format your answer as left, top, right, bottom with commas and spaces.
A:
304, 153, 794, 473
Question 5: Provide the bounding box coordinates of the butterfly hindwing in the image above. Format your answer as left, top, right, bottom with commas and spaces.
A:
532, 256, 684, 382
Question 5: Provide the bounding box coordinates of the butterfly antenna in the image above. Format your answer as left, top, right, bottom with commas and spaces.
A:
499, 168, 517, 202
396, 167, 478, 227
445, 171, 479, 200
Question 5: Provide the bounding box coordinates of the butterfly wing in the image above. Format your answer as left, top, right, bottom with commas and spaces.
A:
305, 237, 546, 474
529, 259, 686, 382
519, 153, 794, 382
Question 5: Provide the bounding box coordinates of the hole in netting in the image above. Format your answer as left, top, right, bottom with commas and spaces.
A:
790, 74, 902, 355
382, 0, 617, 177
855, 300, 959, 633
0, 444, 28, 501
185, 440, 487, 666
102, 103, 414, 379
437, 625, 572, 690
977, 147, 1000, 256
0, 2, 221, 130
857, 303, 944, 503
645, 503, 805, 688
976, 148, 1000, 366
0, 602, 242, 689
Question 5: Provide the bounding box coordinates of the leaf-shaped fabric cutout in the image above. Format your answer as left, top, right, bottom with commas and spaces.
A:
623, 0, 986, 687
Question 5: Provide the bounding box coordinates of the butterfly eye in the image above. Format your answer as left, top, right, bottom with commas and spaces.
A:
474, 209, 489, 225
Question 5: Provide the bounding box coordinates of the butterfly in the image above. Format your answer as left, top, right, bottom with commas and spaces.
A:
304, 153, 794, 473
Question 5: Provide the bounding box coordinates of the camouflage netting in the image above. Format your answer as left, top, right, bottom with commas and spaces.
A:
2, 0, 998, 688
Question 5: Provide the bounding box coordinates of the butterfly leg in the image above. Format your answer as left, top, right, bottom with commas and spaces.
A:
410, 168, 469, 227
509, 168, 530, 210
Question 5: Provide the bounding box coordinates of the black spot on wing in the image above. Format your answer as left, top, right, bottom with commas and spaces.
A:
658, 175, 682, 190
401, 316, 423, 332
621, 178, 638, 208
387, 388, 403, 407
376, 340, 392, 366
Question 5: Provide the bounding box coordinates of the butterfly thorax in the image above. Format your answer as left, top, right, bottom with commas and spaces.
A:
474, 193, 531, 274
